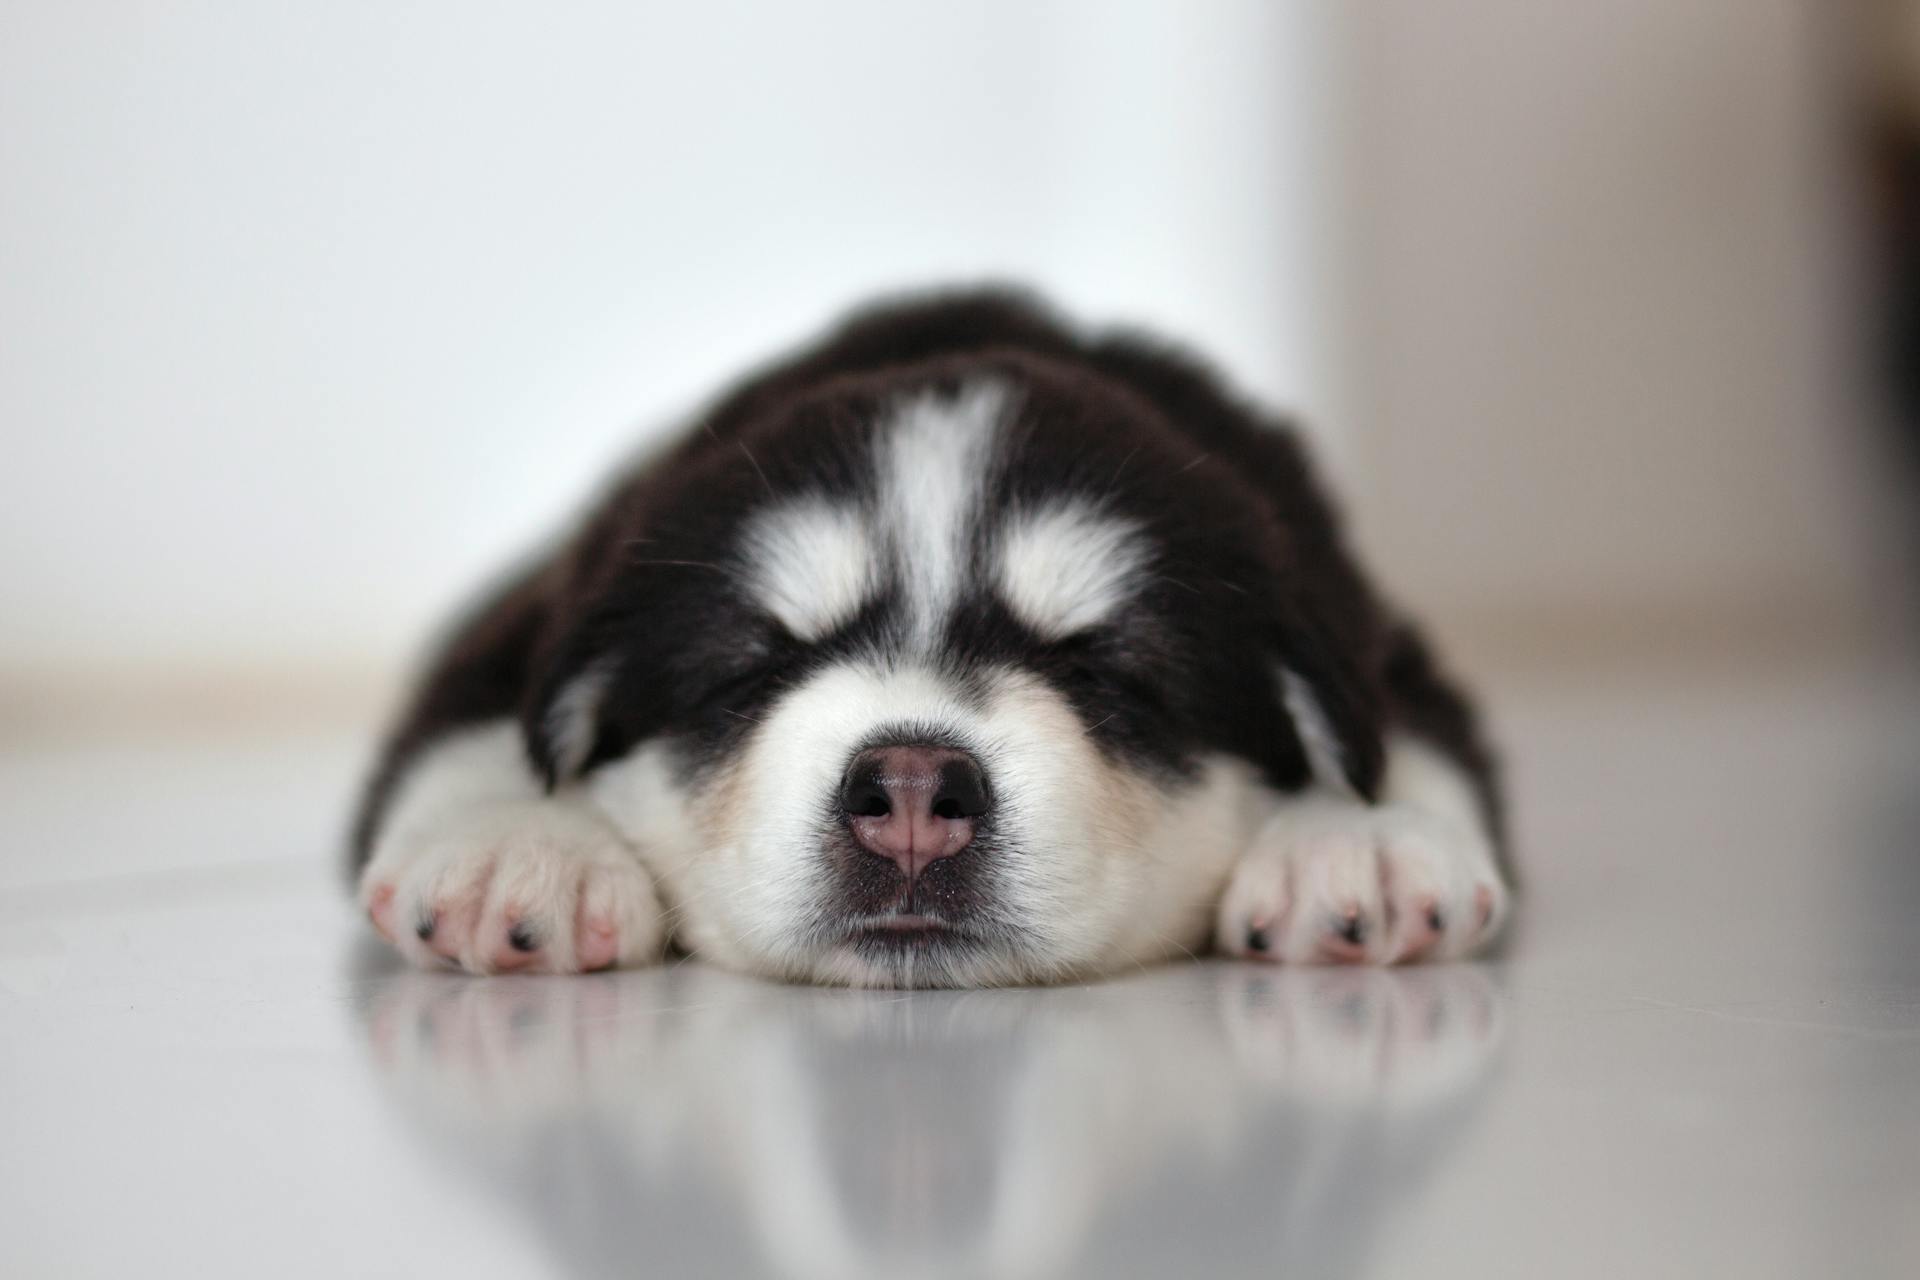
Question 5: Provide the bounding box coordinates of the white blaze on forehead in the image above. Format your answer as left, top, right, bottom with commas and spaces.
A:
997, 501, 1149, 638
877, 380, 1008, 642
742, 499, 877, 640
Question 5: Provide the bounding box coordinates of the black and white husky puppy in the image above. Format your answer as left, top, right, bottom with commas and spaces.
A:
352, 290, 1511, 987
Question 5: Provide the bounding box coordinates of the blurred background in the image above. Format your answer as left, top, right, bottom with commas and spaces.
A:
0, 0, 1914, 749
6, 8, 1920, 1274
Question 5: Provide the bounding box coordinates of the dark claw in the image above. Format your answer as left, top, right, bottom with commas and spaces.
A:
1426, 904, 1445, 934
1246, 926, 1271, 954
415, 915, 436, 942
1334, 913, 1366, 947
507, 922, 539, 953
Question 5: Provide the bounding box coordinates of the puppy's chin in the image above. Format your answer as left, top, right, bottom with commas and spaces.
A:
674, 893, 1059, 990
807, 941, 1016, 991
809, 918, 1084, 989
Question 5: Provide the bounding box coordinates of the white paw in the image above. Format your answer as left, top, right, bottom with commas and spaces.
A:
359, 800, 665, 974
1215, 797, 1508, 966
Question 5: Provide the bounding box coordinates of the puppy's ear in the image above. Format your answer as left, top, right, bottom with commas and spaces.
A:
1273, 616, 1385, 801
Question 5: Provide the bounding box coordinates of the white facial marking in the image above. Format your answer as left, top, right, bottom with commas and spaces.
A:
742, 499, 877, 641
595, 644, 1273, 987
876, 380, 1009, 644
998, 501, 1149, 639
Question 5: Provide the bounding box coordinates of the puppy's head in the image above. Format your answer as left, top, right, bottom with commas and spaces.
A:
526, 358, 1380, 986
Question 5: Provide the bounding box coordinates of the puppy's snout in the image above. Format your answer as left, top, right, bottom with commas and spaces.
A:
839, 745, 989, 876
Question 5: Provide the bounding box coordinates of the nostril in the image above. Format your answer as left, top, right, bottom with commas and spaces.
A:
840, 778, 892, 819
932, 758, 990, 821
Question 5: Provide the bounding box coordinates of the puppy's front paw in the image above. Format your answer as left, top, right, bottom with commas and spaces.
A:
360, 801, 665, 974
1216, 799, 1507, 966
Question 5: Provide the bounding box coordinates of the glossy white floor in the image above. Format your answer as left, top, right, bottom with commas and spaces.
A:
3, 656, 1916, 1279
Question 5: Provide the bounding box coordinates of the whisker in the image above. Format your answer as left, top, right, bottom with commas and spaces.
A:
659, 877, 753, 935
627, 557, 735, 577
706, 422, 774, 496
737, 441, 774, 496
1121, 922, 1205, 974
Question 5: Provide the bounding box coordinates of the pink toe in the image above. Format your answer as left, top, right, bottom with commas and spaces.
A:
1474, 884, 1496, 933
1318, 937, 1369, 964
576, 920, 619, 972
1318, 908, 1372, 963
367, 884, 398, 941
487, 912, 543, 971
1398, 897, 1444, 962
489, 946, 538, 972
426, 909, 472, 961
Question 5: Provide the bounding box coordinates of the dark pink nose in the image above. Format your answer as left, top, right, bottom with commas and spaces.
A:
839, 745, 990, 877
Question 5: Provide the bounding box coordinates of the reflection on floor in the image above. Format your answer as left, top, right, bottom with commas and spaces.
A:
1, 657, 1916, 1278
360, 960, 1503, 1280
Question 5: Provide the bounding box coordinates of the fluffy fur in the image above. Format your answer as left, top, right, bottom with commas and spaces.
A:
352, 288, 1511, 987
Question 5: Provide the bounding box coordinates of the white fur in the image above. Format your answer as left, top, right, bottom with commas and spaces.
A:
1385, 731, 1495, 838
996, 501, 1149, 639
1279, 664, 1352, 796
358, 722, 664, 973
742, 499, 877, 641
875, 380, 1007, 643
1216, 731, 1509, 966
544, 658, 615, 779
373, 721, 544, 836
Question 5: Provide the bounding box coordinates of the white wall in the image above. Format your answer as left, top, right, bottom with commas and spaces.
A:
0, 2, 1335, 681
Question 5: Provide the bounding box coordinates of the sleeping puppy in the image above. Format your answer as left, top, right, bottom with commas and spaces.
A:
351, 289, 1511, 986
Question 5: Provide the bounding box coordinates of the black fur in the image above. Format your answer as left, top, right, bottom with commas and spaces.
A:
351, 287, 1505, 883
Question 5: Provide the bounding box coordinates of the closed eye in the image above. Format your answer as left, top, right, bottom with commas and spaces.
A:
692, 666, 781, 719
